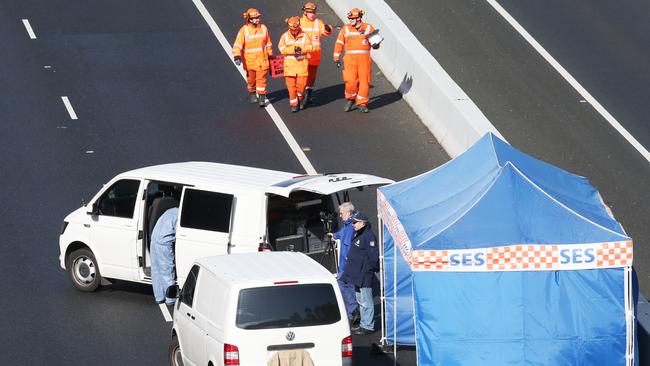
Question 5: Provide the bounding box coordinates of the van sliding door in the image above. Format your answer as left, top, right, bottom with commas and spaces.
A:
175, 187, 234, 287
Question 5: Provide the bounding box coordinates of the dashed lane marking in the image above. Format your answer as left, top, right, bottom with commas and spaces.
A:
487, 0, 650, 164
189, 0, 317, 175
22, 19, 36, 39
159, 303, 173, 322
61, 96, 78, 120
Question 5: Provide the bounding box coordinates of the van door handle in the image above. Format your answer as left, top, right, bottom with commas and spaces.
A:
186, 312, 195, 320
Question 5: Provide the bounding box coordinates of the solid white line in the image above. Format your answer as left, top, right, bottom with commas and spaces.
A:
22, 19, 37, 39
486, 0, 650, 164
61, 96, 78, 120
190, 0, 317, 175
159, 303, 173, 322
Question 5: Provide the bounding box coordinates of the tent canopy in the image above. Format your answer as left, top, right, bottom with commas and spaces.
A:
378, 133, 634, 365
379, 133, 628, 250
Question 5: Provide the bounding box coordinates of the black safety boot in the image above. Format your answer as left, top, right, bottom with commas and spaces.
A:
258, 94, 266, 107
344, 100, 354, 112
359, 105, 369, 113
299, 97, 308, 110
249, 92, 258, 104
306, 88, 314, 105
291, 105, 299, 113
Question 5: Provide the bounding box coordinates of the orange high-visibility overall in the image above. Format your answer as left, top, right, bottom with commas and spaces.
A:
279, 30, 316, 106
300, 15, 331, 89
333, 22, 375, 106
232, 23, 273, 95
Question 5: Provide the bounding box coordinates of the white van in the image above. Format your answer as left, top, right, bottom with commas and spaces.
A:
168, 252, 352, 366
58, 162, 392, 291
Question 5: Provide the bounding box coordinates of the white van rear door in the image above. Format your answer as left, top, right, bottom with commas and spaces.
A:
231, 282, 349, 366
266, 173, 394, 197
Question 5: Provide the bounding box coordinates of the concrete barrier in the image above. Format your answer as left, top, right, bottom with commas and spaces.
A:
325, 0, 503, 158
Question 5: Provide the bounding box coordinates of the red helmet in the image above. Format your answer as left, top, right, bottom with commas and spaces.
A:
286, 16, 301, 30
347, 8, 364, 19
302, 2, 317, 12
243, 8, 261, 19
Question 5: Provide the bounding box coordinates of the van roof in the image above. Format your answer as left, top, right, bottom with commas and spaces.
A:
119, 162, 394, 197
196, 252, 334, 284
122, 162, 296, 191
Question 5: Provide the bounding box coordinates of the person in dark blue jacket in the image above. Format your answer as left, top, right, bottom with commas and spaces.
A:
330, 202, 358, 322
341, 212, 379, 335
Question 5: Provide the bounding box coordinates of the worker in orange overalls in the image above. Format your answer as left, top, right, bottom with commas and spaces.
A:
279, 16, 316, 113
299, 2, 332, 105
333, 8, 380, 113
232, 8, 274, 107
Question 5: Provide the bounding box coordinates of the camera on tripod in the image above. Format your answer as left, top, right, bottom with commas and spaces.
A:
319, 211, 336, 232
318, 211, 338, 270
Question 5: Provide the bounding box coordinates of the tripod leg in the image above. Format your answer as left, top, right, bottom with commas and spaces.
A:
319, 240, 338, 273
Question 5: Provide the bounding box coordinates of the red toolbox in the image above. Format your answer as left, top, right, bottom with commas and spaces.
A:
270, 55, 285, 78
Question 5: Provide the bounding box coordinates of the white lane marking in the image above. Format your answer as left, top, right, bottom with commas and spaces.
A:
159, 303, 173, 322
22, 19, 37, 39
487, 0, 650, 164
189, 0, 317, 175
61, 96, 78, 120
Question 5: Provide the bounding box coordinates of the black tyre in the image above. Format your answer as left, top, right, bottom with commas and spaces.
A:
169, 336, 184, 366
66, 248, 102, 292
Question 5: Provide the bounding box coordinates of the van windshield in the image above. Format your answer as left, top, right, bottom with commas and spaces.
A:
236, 284, 341, 329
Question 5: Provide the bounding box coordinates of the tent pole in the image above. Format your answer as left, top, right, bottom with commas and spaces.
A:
393, 227, 397, 365
625, 266, 634, 366
378, 216, 387, 347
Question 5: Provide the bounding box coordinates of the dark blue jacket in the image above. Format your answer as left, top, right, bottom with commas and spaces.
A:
341, 223, 379, 288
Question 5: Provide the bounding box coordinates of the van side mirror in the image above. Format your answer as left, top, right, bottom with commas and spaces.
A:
87, 202, 100, 216
165, 285, 179, 299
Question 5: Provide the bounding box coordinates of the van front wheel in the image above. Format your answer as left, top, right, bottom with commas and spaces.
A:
169, 336, 184, 366
67, 248, 102, 292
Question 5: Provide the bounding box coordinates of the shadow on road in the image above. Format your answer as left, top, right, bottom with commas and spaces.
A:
266, 83, 405, 112
99, 280, 153, 296
368, 91, 403, 111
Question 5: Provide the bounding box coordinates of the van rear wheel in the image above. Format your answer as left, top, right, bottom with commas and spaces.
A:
67, 248, 102, 292
169, 336, 184, 366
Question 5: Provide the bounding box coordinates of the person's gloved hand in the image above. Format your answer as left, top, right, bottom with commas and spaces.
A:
294, 46, 302, 56
371, 43, 380, 50
268, 55, 275, 61
233, 56, 242, 66
334, 60, 341, 68
324, 24, 332, 33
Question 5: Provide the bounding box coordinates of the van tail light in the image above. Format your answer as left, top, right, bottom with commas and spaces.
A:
258, 243, 271, 252
341, 335, 353, 358
224, 343, 240, 365
273, 280, 298, 285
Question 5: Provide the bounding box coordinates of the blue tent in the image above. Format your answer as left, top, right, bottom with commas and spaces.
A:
377, 133, 636, 365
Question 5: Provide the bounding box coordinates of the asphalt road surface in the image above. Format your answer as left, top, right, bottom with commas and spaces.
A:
0, 0, 444, 364
2, 0, 647, 365
387, 0, 650, 296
